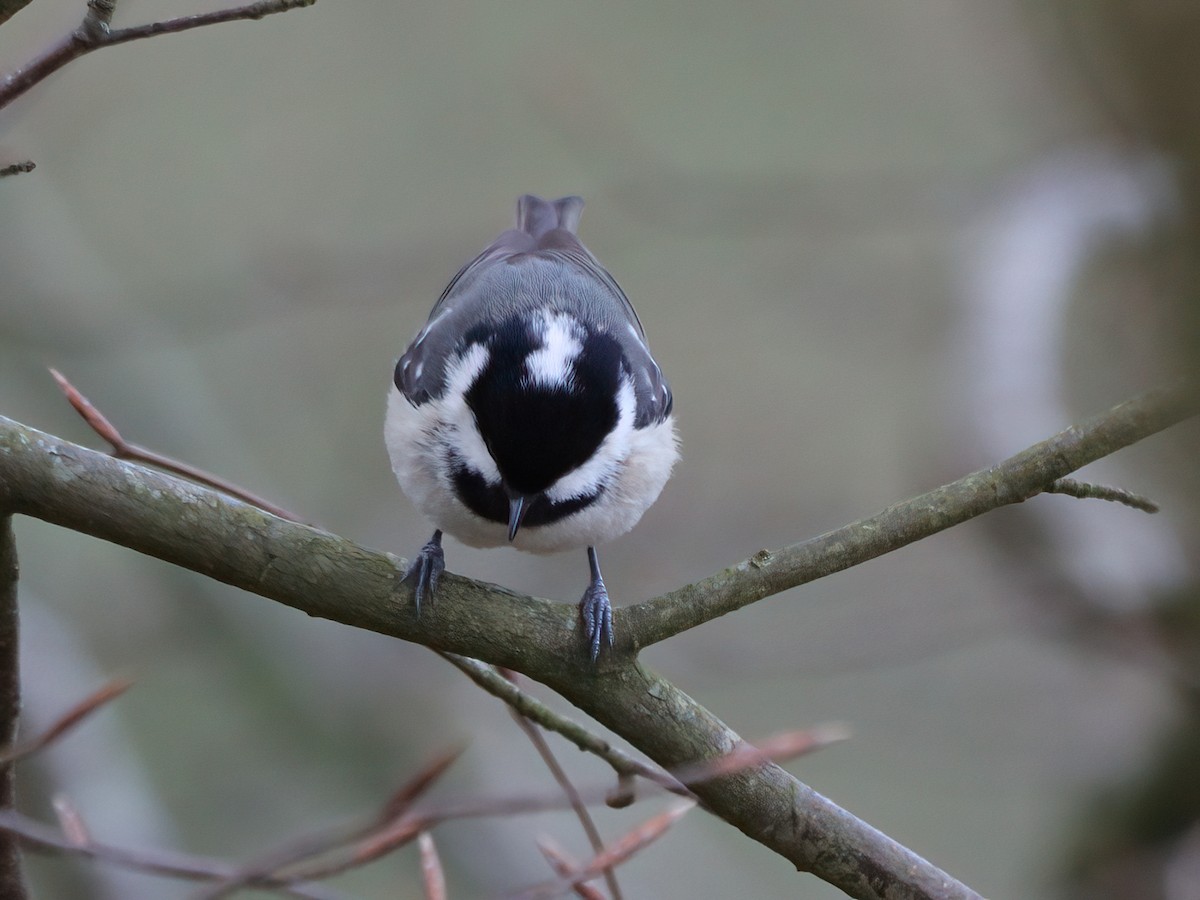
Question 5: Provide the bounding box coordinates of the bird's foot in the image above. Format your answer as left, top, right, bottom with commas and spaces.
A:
579, 565, 614, 661
402, 530, 444, 613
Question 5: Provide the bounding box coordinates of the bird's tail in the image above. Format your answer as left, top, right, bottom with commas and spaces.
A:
516, 194, 584, 239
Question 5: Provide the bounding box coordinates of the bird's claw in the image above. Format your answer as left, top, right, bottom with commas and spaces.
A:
402, 534, 445, 613
580, 578, 614, 662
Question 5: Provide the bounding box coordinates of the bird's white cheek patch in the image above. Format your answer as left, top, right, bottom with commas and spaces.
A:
545, 376, 636, 503
439, 344, 500, 484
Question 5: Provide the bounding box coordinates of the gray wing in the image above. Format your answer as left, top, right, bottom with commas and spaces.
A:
394, 228, 529, 405
395, 195, 673, 427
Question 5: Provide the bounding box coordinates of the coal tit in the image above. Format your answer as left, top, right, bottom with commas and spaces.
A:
386, 194, 678, 659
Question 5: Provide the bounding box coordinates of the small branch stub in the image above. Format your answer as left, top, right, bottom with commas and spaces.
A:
1046, 477, 1160, 513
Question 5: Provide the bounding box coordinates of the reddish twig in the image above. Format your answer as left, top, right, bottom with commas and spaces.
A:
234, 725, 842, 892
575, 804, 692, 883
0, 809, 342, 899
535, 838, 606, 900
195, 745, 464, 898
50, 369, 304, 523
670, 724, 851, 785
50, 796, 90, 847
0, 678, 132, 766
418, 832, 446, 900
517, 803, 694, 899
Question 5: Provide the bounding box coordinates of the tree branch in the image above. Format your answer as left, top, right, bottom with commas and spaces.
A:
0, 0, 34, 29
0, 515, 23, 898
0, 382, 1194, 899
0, 0, 315, 113
50, 369, 303, 522
623, 382, 1200, 648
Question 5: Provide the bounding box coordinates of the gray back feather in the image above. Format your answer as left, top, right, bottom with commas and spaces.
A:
397, 195, 672, 428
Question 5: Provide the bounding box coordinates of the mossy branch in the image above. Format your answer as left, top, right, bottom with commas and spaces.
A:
624, 383, 1198, 647
0, 382, 1195, 900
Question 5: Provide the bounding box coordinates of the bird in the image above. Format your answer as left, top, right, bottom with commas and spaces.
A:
385, 194, 678, 660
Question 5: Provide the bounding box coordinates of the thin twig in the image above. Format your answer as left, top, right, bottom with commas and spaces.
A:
418, 832, 446, 900
0, 161, 34, 178
669, 725, 851, 785
195, 746, 463, 899
1045, 476, 1160, 513
51, 796, 90, 846
501, 669, 622, 900
281, 728, 840, 889
50, 369, 304, 523
0, 809, 342, 899
0, 678, 132, 766
438, 653, 688, 798
516, 803, 694, 900
0, 0, 315, 112
535, 839, 606, 900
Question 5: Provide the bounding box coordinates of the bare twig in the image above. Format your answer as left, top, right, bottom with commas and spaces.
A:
0, 809, 343, 899
438, 653, 686, 798
0, 0, 316, 113
51, 796, 90, 847
517, 804, 694, 899
535, 838, 606, 900
669, 725, 852, 785
501, 669, 622, 900
0, 679, 131, 766
418, 832, 446, 900
0, 161, 34, 178
1045, 476, 1160, 513
570, 804, 692, 887
50, 369, 304, 522
282, 726, 842, 889
196, 745, 463, 899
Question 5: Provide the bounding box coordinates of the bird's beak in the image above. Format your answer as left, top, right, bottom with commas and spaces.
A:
507, 494, 532, 542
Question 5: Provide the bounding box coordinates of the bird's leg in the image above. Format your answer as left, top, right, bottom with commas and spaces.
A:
402, 529, 444, 613
579, 546, 614, 661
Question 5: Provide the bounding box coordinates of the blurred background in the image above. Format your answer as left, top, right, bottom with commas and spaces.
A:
1, 1, 1199, 897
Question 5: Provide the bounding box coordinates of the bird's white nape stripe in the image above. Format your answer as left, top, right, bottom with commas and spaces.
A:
545, 374, 637, 503
524, 311, 583, 390
440, 343, 500, 483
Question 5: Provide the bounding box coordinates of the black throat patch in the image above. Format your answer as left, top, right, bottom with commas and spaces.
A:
457, 314, 623, 525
